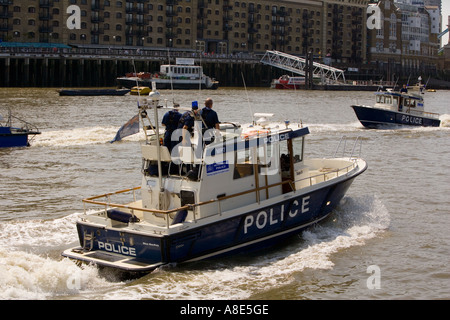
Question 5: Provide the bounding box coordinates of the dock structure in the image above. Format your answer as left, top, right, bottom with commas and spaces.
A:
260, 50, 346, 85
0, 46, 263, 87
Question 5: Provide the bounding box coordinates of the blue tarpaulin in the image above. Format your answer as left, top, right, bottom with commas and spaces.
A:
110, 114, 140, 143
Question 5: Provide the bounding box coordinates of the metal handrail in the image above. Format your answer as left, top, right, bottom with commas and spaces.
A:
333, 136, 362, 159
82, 159, 358, 228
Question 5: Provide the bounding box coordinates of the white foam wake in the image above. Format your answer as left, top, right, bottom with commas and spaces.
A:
439, 114, 450, 127
105, 194, 390, 300
0, 212, 123, 300
0, 195, 389, 300
33, 127, 145, 147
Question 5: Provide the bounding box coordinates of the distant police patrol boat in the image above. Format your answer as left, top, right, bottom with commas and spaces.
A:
351, 77, 441, 129
62, 85, 367, 274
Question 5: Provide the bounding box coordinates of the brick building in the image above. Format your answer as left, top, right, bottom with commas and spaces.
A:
1, 0, 369, 63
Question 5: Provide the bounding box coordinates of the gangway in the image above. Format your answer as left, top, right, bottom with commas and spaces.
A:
260, 50, 346, 84
437, 28, 448, 55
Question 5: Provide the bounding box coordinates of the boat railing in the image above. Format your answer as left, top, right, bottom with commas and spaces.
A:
82, 160, 358, 230
333, 136, 362, 159
1, 107, 40, 134
406, 108, 440, 119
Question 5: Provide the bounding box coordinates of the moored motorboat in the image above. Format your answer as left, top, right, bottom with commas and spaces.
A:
58, 89, 130, 96
271, 75, 305, 89
351, 78, 441, 128
117, 58, 219, 90
62, 86, 367, 275
0, 107, 41, 148
130, 86, 151, 95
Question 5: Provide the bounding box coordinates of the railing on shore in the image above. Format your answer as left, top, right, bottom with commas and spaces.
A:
0, 46, 261, 63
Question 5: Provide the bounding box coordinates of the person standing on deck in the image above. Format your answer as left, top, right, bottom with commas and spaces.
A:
161, 104, 182, 151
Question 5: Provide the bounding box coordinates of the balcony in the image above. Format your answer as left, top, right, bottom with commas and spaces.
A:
90, 28, 104, 35
39, 0, 53, 8
166, 10, 177, 17
39, 13, 53, 20
39, 26, 53, 33
0, 23, 12, 31
0, 12, 13, 19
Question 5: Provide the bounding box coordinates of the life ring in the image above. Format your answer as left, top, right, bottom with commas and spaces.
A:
241, 129, 269, 139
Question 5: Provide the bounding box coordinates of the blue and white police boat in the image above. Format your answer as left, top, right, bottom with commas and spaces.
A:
62, 87, 367, 274
351, 79, 441, 129
0, 107, 41, 148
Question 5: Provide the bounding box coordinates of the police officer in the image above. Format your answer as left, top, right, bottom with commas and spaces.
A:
200, 98, 220, 130
178, 101, 201, 134
161, 103, 182, 151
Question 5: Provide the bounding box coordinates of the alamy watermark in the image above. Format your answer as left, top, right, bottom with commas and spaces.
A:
366, 265, 381, 290
367, 6, 382, 30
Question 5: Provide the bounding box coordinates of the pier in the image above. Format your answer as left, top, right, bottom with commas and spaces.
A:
0, 46, 273, 88
2, 46, 449, 89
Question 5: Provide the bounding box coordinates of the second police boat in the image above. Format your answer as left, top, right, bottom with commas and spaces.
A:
63, 85, 367, 274
351, 77, 441, 128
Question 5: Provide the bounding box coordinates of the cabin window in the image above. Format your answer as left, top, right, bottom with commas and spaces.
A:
385, 96, 392, 104
393, 96, 398, 107
233, 149, 254, 179
403, 98, 410, 107
180, 190, 195, 206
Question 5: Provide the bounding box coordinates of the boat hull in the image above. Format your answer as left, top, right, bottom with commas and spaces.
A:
351, 105, 441, 129
58, 89, 130, 96
274, 83, 302, 90
0, 127, 40, 148
62, 170, 363, 273
0, 132, 29, 147
117, 77, 219, 90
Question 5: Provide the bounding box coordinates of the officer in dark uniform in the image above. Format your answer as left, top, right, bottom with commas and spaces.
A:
200, 98, 220, 145
200, 97, 220, 130
178, 101, 200, 135
161, 104, 182, 151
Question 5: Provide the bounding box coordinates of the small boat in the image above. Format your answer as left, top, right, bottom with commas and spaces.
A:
271, 75, 305, 89
117, 58, 219, 90
130, 86, 151, 96
351, 79, 441, 128
0, 108, 41, 148
58, 89, 130, 96
62, 86, 367, 275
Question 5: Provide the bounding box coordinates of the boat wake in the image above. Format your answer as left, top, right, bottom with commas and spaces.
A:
32, 127, 144, 147
99, 194, 391, 300
0, 212, 124, 300
0, 194, 389, 300
439, 114, 450, 127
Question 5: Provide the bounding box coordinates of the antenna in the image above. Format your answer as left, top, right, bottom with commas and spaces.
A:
167, 47, 175, 106
131, 59, 140, 99
241, 72, 254, 125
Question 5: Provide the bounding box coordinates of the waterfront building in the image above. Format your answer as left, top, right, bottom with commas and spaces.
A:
0, 0, 446, 86
0, 0, 369, 62
366, 0, 442, 79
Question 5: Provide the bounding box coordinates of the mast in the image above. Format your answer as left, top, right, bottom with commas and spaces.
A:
149, 82, 163, 195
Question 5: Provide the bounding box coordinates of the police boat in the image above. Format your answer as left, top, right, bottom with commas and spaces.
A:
62, 87, 367, 274
351, 78, 441, 129
0, 107, 41, 148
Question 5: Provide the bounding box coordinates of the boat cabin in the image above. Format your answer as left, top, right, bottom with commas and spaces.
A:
159, 58, 203, 79
374, 89, 424, 114
139, 122, 310, 225
160, 65, 203, 79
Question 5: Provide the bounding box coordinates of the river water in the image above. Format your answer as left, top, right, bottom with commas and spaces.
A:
0, 87, 449, 300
